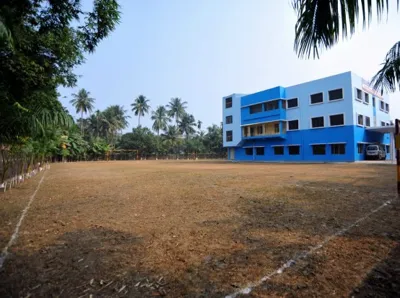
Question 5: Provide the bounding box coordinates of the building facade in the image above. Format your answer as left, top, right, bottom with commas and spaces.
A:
223, 72, 392, 162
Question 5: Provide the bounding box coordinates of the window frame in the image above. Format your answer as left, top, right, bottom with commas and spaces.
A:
255, 147, 265, 156
312, 144, 326, 155
310, 116, 325, 129
355, 88, 363, 101
328, 88, 344, 102
225, 115, 233, 124
264, 100, 279, 111
365, 116, 371, 127
363, 93, 370, 105
356, 114, 364, 127
287, 98, 299, 109
245, 147, 253, 156
273, 146, 284, 155
225, 97, 232, 109
385, 103, 389, 113
310, 92, 324, 105
381, 121, 386, 127
249, 103, 263, 114
331, 143, 346, 155
288, 145, 300, 155
287, 119, 299, 131
380, 100, 385, 111
329, 113, 345, 127
226, 130, 233, 142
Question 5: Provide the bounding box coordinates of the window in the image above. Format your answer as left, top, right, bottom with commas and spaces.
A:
225, 115, 232, 124
380, 100, 384, 110
225, 97, 232, 108
256, 147, 264, 155
365, 116, 371, 127
264, 100, 279, 111
312, 145, 326, 155
357, 114, 364, 126
245, 148, 253, 155
385, 103, 389, 112
310, 92, 323, 104
257, 125, 263, 134
356, 88, 362, 100
250, 104, 263, 114
288, 145, 300, 155
328, 89, 343, 101
331, 144, 345, 155
287, 98, 298, 108
357, 143, 364, 154
364, 93, 369, 104
372, 97, 376, 107
386, 145, 390, 154
311, 116, 324, 128
274, 123, 280, 133
329, 114, 344, 126
226, 130, 233, 142
381, 121, 386, 126
274, 146, 284, 155
288, 120, 299, 131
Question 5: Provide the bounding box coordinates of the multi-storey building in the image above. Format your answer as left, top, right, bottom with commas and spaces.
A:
222, 71, 393, 162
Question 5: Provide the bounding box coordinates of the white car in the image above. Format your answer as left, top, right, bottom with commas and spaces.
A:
365, 144, 386, 160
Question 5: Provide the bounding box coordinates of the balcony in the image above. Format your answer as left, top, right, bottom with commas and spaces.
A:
242, 121, 286, 139
241, 99, 287, 126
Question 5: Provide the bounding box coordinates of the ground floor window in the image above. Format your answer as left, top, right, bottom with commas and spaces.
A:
331, 144, 346, 155
245, 148, 253, 156
312, 144, 326, 155
274, 146, 284, 155
256, 147, 264, 155
386, 145, 390, 154
357, 143, 364, 154
288, 145, 300, 155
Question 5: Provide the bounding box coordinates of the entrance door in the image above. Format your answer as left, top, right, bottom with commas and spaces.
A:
230, 148, 235, 160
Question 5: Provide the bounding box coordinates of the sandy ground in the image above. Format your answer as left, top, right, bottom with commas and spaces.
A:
0, 161, 399, 297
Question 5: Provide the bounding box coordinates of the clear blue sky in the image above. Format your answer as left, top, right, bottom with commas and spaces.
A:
59, 0, 400, 132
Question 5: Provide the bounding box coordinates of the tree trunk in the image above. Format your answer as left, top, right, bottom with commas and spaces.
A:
138, 114, 141, 127
81, 111, 83, 133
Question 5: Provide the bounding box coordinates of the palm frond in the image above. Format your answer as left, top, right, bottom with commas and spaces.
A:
371, 40, 400, 93
292, 0, 395, 59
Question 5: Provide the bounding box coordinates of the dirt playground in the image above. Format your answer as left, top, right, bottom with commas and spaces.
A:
0, 161, 399, 297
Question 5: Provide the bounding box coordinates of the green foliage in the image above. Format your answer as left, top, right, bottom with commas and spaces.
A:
167, 98, 188, 124
292, 0, 400, 92
131, 95, 150, 126
0, 0, 120, 143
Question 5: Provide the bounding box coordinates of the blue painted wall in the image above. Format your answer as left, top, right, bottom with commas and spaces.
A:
222, 71, 392, 162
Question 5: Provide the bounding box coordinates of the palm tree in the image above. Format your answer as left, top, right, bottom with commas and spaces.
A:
292, 0, 400, 93
167, 97, 187, 124
131, 95, 150, 127
151, 106, 170, 135
162, 125, 181, 157
177, 113, 197, 155
102, 105, 130, 146
70, 89, 95, 134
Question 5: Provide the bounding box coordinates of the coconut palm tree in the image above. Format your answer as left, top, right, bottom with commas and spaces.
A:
162, 125, 181, 157
292, 0, 400, 92
151, 106, 170, 135
177, 113, 197, 155
70, 89, 95, 134
131, 95, 150, 127
167, 97, 187, 124
102, 105, 130, 146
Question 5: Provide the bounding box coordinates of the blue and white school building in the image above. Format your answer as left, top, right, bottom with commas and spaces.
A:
222, 71, 395, 162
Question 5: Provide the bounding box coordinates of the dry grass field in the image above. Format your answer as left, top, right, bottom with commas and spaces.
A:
0, 161, 399, 297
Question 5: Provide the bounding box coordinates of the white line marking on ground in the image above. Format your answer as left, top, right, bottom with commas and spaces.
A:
0, 173, 46, 269
225, 199, 393, 298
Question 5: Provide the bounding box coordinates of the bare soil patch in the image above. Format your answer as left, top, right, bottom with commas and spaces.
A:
0, 161, 399, 297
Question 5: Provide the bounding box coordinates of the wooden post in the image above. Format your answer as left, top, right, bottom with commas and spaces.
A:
395, 119, 400, 195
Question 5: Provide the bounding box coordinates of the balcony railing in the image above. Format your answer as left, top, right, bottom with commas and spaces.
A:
242, 121, 286, 138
